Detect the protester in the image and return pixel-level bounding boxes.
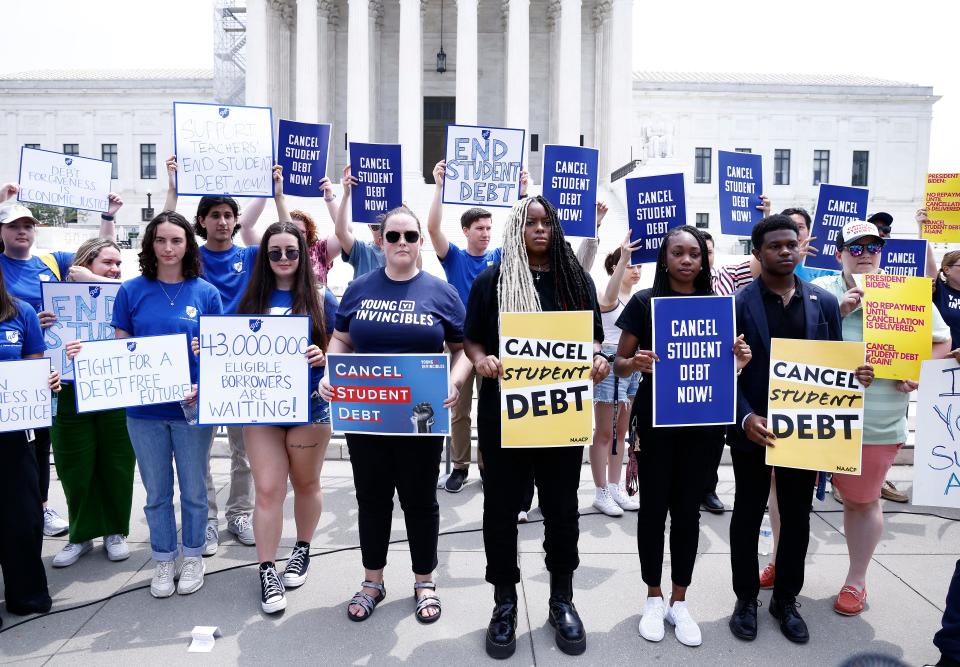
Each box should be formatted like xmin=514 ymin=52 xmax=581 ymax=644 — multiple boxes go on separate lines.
xmin=50 ymin=239 xmax=135 ymax=568
xmin=335 ymin=165 xmax=386 ymax=280
xmin=319 ymin=205 xmax=464 ymax=624
xmin=463 ymin=195 xmax=608 ymax=658
xmin=781 ymin=207 xmax=835 ymax=283
xmin=616 ymin=226 xmax=752 ymax=647
xmin=934 ymin=559 xmax=960 ymax=667
xmin=934 ymin=249 xmax=960 ymax=352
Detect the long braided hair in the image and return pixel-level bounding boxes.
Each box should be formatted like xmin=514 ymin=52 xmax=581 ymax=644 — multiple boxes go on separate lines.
xmin=650 ymin=225 xmax=713 ymax=298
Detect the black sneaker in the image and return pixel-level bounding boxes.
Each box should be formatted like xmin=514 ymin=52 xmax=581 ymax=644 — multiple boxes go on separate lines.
xmin=445 ymin=468 xmax=468 ymax=493
xmin=259 ymin=563 xmax=286 ymax=614
xmin=282 ymin=542 xmax=311 ymax=588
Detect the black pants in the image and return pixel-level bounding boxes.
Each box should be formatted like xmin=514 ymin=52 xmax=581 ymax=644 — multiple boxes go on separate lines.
xmin=34 ymin=427 xmax=51 ymax=504
xmin=638 ymin=429 xmax=716 ymax=588
xmin=0 ymin=431 xmax=51 ymax=614
xmin=729 ymin=445 xmax=815 ymax=601
xmin=346 ymin=433 xmax=443 ymax=575
xmin=935 ymin=559 xmax=960 ymax=662
xmin=703 ymin=433 xmax=726 ymax=495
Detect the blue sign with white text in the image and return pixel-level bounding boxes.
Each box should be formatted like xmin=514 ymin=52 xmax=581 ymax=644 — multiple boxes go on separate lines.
xmin=718 ymin=150 xmax=763 ymax=236
xmin=625 ymin=173 xmax=686 ymax=264
xmin=541 ymin=145 xmax=599 ymax=238
xmin=349 ymin=143 xmax=403 ymax=224
xmin=277 ymin=119 xmax=331 ymax=197
xmin=805 ymin=184 xmax=869 ymax=271
xmin=880 ymin=238 xmax=927 ymax=277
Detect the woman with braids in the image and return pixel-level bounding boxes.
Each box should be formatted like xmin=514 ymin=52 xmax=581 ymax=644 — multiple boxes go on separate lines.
xmin=463 ymin=195 xmax=609 ymax=659
xmin=615 ymin=226 xmax=751 ymax=648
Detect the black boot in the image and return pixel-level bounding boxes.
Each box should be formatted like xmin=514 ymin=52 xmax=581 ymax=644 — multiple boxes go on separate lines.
xmin=548 ymin=573 xmax=586 ymax=656
xmin=486 ymin=584 xmax=518 ymax=659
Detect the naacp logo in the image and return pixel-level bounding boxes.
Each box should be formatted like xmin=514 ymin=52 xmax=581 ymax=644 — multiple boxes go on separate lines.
xmin=5 ymin=331 xmax=19 ymax=343
xmin=219 ymin=108 xmax=230 ymax=118
xmin=126 ymin=342 xmax=137 ymax=352
xmin=481 ymin=129 xmax=491 ymax=140
xmin=185 ymin=306 xmax=198 ymax=318
xmin=64 ymin=157 xmax=73 ymax=166
xmin=249 ymin=319 xmax=263 ymax=333
xmin=233 ymin=261 xmax=244 ymax=273
xmin=88 ymin=286 xmax=101 ymax=298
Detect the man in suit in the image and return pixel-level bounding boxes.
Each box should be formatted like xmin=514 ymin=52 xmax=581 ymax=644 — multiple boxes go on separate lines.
xmin=727 ymin=215 xmax=874 ymax=644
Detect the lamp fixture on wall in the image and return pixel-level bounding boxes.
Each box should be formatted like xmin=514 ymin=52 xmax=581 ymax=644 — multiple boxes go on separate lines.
xmin=436 ymin=0 xmax=447 ymax=73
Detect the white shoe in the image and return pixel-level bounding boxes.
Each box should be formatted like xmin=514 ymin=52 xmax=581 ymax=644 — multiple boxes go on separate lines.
xmin=203 ymin=520 xmax=219 ymax=557
xmin=104 ymin=534 xmax=130 ymax=561
xmin=608 ymin=483 xmax=640 ymax=511
xmin=177 ymin=556 xmax=205 ymax=595
xmin=52 ymin=541 xmax=93 ymax=568
xmin=227 ymin=515 xmax=255 ymax=546
xmin=517 ymin=511 xmax=528 ymax=524
xmin=665 ymin=600 xmax=702 ymax=647
xmin=42 ymin=507 xmax=69 ymax=536
xmin=151 ymin=560 xmax=176 ymax=598
xmin=592 ymin=487 xmax=624 ymax=517
xmin=639 ymin=596 xmax=666 ymax=642
xmin=260 ymin=564 xmax=287 ymax=614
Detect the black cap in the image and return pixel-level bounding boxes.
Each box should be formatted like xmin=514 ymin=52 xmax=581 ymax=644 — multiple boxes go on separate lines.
xmin=867 ymin=212 xmax=893 ymax=226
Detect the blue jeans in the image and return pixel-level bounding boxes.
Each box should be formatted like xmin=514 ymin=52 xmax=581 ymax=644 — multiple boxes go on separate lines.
xmin=126 ymin=417 xmax=216 ymax=561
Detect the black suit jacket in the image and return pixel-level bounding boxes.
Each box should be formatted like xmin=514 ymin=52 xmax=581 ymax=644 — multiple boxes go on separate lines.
xmin=727 ymin=277 xmax=843 ymax=453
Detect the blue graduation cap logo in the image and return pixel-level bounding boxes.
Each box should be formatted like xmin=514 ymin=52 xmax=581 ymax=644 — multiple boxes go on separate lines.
xmin=249 ymin=319 xmax=263 ymax=333
xmin=65 ymin=157 xmax=73 ymax=166
xmin=481 ymin=129 xmax=491 ymax=140
xmin=126 ymin=342 xmax=137 ymax=352
xmin=88 ymin=286 xmax=101 ymax=298
xmin=219 ymin=107 xmax=230 ymax=118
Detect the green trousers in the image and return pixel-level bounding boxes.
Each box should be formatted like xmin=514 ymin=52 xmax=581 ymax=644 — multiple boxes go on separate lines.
xmin=51 ymin=383 xmax=136 ymax=544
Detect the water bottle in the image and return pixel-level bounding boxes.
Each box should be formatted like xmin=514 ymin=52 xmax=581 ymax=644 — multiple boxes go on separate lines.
xmin=758 ymin=513 xmax=773 ymax=556
xmin=51 ymin=393 xmax=58 ymax=418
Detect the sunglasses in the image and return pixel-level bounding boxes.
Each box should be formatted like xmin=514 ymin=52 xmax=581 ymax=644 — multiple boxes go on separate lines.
xmin=844 ymin=242 xmax=883 ymax=257
xmin=267 ymin=248 xmax=300 ymax=262
xmin=385 ymin=230 xmax=420 ymax=244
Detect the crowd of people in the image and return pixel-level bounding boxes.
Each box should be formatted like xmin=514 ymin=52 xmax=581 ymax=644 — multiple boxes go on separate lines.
xmin=0 ymin=164 xmax=957 ymax=666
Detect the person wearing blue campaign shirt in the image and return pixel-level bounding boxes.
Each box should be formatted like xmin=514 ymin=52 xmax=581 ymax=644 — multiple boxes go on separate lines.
xmin=335 ymin=164 xmax=387 ymax=280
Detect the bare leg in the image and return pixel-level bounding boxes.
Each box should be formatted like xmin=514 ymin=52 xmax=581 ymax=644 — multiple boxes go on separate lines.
xmin=244 ymin=426 xmax=289 ymax=564
xmin=842 ymin=498 xmax=884 ymax=590
xmin=590 ymin=402 xmax=615 ymax=488
xmin=285 ymin=423 xmax=331 ymax=542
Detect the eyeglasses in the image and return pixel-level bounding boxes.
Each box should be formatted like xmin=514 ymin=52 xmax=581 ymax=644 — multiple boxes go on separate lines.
xmin=844 ymin=243 xmax=884 ymax=257
xmin=267 ymin=249 xmax=300 ymax=262
xmin=385 ymin=230 xmax=420 ymax=244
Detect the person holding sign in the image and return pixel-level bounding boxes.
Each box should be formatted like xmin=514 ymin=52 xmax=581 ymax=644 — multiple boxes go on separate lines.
xmin=318 ymin=206 xmax=464 ymax=624
xmin=463 ymin=195 xmax=608 ymax=658
xmin=812 ymin=221 xmax=950 ymax=616
xmin=335 ymin=165 xmax=386 ymax=280
xmin=50 ymin=239 xmax=136 ymax=569
xmin=935 ymin=250 xmax=960 ymax=352
xmin=614 ymin=226 xmax=751 ymax=647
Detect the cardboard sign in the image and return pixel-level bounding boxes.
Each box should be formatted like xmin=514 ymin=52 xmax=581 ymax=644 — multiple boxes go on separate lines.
xmin=624 ymin=173 xmax=686 ymax=265
xmin=500 ymin=311 xmax=593 ymax=447
xmin=0 ymin=358 xmax=53 ymax=433
xmin=198 ymin=315 xmax=310 ymax=425
xmin=805 ymin=184 xmax=869 ymax=271
xmin=73 ymin=334 xmax=192 ymax=413
xmin=277 ymin=119 xmax=331 ymax=197
xmin=718 ymin=150 xmax=763 ymax=236
xmin=173 ymin=102 xmax=274 ymax=197
xmin=651 ymin=295 xmax=736 ymax=427
xmin=541 ymin=145 xmax=599 ymax=238
xmin=913 ymin=359 xmax=960 ymax=508
xmin=18 ymin=147 xmax=112 ymax=213
xmin=880 ymin=239 xmax=928 ymax=278
xmin=349 ymin=142 xmax=403 ymax=224
xmin=442 ymin=124 xmax=525 ymax=208
xmin=328 ymin=353 xmax=451 ymax=436
xmin=863 ymin=273 xmax=933 ymax=380
xmin=923 ymin=173 xmax=960 ymax=242
xmin=766 ymin=338 xmax=865 ymax=474
xmin=41 ymin=282 xmax=120 ymax=381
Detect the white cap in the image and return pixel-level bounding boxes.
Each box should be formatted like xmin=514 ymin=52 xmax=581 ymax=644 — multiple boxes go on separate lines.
xmin=0 ymin=202 xmax=38 ymax=226
xmin=840 ymin=221 xmax=882 ymax=246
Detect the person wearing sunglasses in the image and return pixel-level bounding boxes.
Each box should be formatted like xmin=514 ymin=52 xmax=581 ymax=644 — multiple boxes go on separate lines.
xmin=334 ymin=165 xmax=386 ymax=280
xmin=812 ymin=220 xmax=951 ymax=617
xmin=319 ymin=206 xmax=464 ymax=624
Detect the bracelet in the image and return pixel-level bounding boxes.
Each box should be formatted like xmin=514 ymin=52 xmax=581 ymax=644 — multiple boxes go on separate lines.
xmin=100 ymin=213 xmax=115 ymax=221
xmin=594 ymin=351 xmax=613 ymax=362
xmin=325 ymin=194 xmax=337 ymax=202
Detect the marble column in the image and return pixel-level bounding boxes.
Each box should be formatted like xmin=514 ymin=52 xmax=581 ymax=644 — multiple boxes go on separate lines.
xmin=556 ymin=0 xmax=581 ymax=145
xmin=317 ymin=0 xmax=332 ymax=124
xmin=296 ymin=0 xmax=319 ymax=121
xmin=455 ymin=0 xmax=478 ymax=125
xmin=398 ymin=0 xmax=423 ymax=180
xmin=604 ymin=0 xmax=633 ymax=175
xmin=347 ymin=0 xmax=371 ymax=142
xmin=246 ymin=0 xmax=270 ymax=106
xmin=505 ymin=0 xmax=530 ymax=149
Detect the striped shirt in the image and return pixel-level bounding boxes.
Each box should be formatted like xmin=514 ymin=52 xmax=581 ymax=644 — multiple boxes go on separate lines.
xmin=712 ymin=260 xmax=754 ymax=296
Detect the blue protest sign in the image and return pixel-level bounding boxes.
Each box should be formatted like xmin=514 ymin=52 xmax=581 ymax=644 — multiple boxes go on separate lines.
xmin=880 ymin=238 xmax=927 ymax=277
xmin=805 ymin=184 xmax=869 ymax=271
xmin=442 ymin=124 xmax=525 ymax=208
xmin=277 ymin=119 xmax=331 ymax=197
xmin=349 ymin=142 xmax=403 ymax=224
xmin=541 ymin=145 xmax=599 ymax=238
xmin=624 ymin=173 xmax=686 ymax=264
xmin=718 ymin=150 xmax=763 ymax=236
xmin=328 ymin=353 xmax=450 ymax=436
xmin=41 ymin=282 xmax=120 ymax=381
xmin=651 ymin=295 xmax=736 ymax=427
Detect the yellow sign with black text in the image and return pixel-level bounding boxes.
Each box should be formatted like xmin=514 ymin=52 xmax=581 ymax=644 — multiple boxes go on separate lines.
xmin=923 ymin=173 xmax=960 ymax=242
xmin=863 ymin=273 xmax=933 ymax=380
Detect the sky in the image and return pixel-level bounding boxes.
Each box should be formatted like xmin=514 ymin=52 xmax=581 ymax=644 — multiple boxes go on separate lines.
xmin=0 ymin=0 xmax=956 ymax=170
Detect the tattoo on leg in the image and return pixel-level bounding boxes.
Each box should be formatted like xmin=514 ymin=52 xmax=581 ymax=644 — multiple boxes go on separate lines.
xmin=288 ymin=442 xmax=320 ymax=449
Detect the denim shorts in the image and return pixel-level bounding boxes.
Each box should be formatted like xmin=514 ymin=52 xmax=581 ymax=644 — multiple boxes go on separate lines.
xmin=310 ymin=391 xmax=331 ymax=425
xmin=595 ymin=346 xmax=640 ymax=404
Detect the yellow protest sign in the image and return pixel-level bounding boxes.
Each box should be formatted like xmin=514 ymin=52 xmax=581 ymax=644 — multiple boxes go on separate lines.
xmin=500 ymin=311 xmax=593 ymax=448
xmin=863 ymin=273 xmax=933 ymax=380
xmin=923 ymin=173 xmax=960 ymax=242
xmin=766 ymin=338 xmax=864 ymax=474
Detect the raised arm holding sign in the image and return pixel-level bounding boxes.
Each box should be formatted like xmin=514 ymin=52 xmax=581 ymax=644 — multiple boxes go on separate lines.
xmin=541 ymin=145 xmax=599 ymax=238
xmin=348 ymin=143 xmax=403 ymax=223
xmin=18 ymin=147 xmax=113 ymax=213
xmin=442 ymin=124 xmax=525 ymax=208
xmin=277 ymin=119 xmax=331 ymax=197
xmin=624 ymin=173 xmax=686 ymax=265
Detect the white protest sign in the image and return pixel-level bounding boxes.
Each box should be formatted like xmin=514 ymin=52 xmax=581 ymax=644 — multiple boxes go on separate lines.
xmin=42 ymin=283 xmax=120 ymax=381
xmin=198 ymin=315 xmax=310 ymax=425
xmin=914 ymin=359 xmax=960 ymax=508
xmin=18 ymin=147 xmax=112 ymax=213
xmin=173 ymin=102 xmax=274 ymax=197
xmin=0 ymin=358 xmax=53 ymax=433
xmin=73 ymin=334 xmax=192 ymax=413
xmin=442 ymin=124 xmax=525 ymax=208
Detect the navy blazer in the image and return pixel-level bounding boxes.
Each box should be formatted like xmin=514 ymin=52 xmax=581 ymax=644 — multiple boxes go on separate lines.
xmin=727 ymin=277 xmax=843 ymax=453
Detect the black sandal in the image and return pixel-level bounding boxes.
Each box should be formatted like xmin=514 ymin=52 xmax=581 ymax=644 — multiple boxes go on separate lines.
xmin=414 ymin=581 xmax=442 ymax=624
xmin=347 ymin=580 xmax=386 ymax=622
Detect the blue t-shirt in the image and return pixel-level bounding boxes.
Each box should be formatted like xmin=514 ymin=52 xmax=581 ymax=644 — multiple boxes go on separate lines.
xmin=0 ymin=299 xmax=45 ymax=360
xmin=112 ymin=276 xmax=223 ymax=420
xmin=795 ymin=263 xmax=835 ymax=282
xmin=199 ymin=244 xmax=258 ymax=314
xmin=268 ymin=287 xmax=338 ymax=388
xmin=934 ymin=279 xmax=960 ymax=350
xmin=0 ymin=251 xmax=74 ymax=311
xmin=341 ymin=241 xmax=385 ymax=281
xmin=336 ymin=269 xmax=464 ymax=353
xmin=440 ymin=243 xmax=502 ymax=305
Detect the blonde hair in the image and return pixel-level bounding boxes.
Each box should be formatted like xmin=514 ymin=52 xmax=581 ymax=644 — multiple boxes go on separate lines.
xmin=497 ymin=197 xmax=542 ymax=317
xmin=72 ymin=238 xmax=120 ymax=276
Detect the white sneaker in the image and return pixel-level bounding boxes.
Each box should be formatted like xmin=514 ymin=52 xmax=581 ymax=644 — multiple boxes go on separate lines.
xmin=104 ymin=534 xmax=130 ymax=561
xmin=52 ymin=541 xmax=93 ymax=567
xmin=638 ymin=596 xmax=666 ymax=642
xmin=227 ymin=515 xmax=255 ymax=546
xmin=517 ymin=511 xmax=528 ymax=524
xmin=608 ymin=483 xmax=640 ymax=511
xmin=42 ymin=507 xmax=69 ymax=536
xmin=177 ymin=556 xmax=205 ymax=595
xmin=203 ymin=520 xmax=219 ymax=557
xmin=666 ymin=600 xmax=702 ymax=647
xmin=592 ymin=487 xmax=624 ymax=517
xmin=151 ymin=560 xmax=176 ymax=598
